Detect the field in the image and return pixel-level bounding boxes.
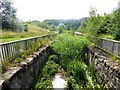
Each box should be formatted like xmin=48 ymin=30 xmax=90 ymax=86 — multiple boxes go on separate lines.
xmin=0 ymin=24 xmax=49 ymax=43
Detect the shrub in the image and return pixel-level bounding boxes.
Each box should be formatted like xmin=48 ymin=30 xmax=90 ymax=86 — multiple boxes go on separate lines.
xmin=51 ymin=33 xmax=89 ymax=67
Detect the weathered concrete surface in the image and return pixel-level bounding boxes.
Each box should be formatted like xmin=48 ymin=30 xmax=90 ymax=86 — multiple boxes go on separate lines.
xmin=0 ymin=45 xmax=51 ymax=90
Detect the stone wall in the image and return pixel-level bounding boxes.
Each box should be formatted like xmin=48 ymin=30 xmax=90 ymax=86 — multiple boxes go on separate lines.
xmin=88 ymin=48 xmax=120 ymax=89
xmin=0 ymin=45 xmax=51 ymax=90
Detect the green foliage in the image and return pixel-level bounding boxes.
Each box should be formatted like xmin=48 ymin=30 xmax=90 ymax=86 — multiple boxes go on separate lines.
xmin=1 ymin=0 xmax=24 ymax=31
xmin=2 ymin=36 xmax=53 ymax=72
xmin=35 ymin=78 xmax=52 ymax=89
xmin=56 ymin=23 xmax=67 ymax=33
xmin=41 ymin=60 xmax=59 ymax=78
xmin=32 ymin=33 xmax=102 ymax=89
xmin=99 ymin=34 xmax=115 ymax=40
xmin=24 ymin=24 xmax=28 ymax=32
xmin=80 ymin=7 xmax=103 ymax=36
xmin=67 ymin=60 xmax=87 ymax=86
xmin=50 ymin=33 xmax=102 ymax=89
xmin=78 ymin=7 xmax=120 ymax=40
xmin=44 ymin=18 xmax=87 ymax=30
xmin=113 ymin=8 xmax=120 ymax=40
xmin=34 ymin=60 xmax=59 ymax=89
xmin=51 ymin=33 xmax=89 ymax=66
xmin=66 ymin=60 xmax=102 ymax=89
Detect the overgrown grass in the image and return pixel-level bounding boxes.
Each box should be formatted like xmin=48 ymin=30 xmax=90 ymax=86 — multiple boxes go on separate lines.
xmin=99 ymin=34 xmax=115 ymax=40
xmin=51 ymin=33 xmax=90 ymax=66
xmin=1 ymin=35 xmax=55 ymax=73
xmin=50 ymin=33 xmax=102 ymax=89
xmin=33 ymin=33 xmax=103 ymax=89
xmin=33 ymin=57 xmax=59 ymax=89
xmin=0 ymin=24 xmax=49 ymax=43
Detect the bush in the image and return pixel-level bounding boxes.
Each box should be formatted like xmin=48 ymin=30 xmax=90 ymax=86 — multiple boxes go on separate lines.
xmin=24 ymin=24 xmax=28 ymax=32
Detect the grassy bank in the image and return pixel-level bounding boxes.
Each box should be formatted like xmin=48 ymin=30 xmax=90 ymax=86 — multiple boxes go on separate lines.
xmin=0 ymin=24 xmax=49 ymax=43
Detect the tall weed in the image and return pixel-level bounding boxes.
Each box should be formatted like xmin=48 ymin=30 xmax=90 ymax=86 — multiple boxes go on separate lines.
xmin=50 ymin=33 xmax=102 ymax=89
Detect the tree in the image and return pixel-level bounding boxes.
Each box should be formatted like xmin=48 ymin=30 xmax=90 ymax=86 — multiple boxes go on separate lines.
xmin=0 ymin=0 xmax=23 ymax=31
xmin=57 ymin=23 xmax=67 ymax=33
xmin=24 ymin=24 xmax=28 ymax=32
xmin=112 ymin=8 xmax=120 ymax=40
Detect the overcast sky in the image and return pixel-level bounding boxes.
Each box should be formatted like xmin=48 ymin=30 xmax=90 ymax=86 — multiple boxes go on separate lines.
xmin=12 ymin=0 xmax=120 ymax=21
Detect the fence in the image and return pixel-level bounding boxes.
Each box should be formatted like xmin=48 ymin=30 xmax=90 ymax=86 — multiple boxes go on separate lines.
xmin=74 ymin=32 xmax=120 ymax=57
xmin=0 ymin=33 xmax=56 ymax=62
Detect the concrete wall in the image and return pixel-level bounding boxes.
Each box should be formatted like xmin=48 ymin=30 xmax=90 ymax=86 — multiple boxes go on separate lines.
xmin=98 ymin=38 xmax=120 ymax=57
xmin=88 ymin=48 xmax=120 ymax=89
xmin=74 ymin=31 xmax=120 ymax=57
xmin=0 ymin=45 xmax=51 ymax=90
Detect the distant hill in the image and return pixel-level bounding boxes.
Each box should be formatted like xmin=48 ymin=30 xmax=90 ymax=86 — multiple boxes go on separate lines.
xmin=44 ymin=17 xmax=87 ymax=30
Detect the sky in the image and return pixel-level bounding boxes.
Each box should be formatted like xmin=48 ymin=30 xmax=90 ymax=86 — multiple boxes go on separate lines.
xmin=12 ymin=0 xmax=120 ymax=21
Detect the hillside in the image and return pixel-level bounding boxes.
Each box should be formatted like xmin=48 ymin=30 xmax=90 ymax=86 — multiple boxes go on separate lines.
xmin=0 ymin=24 xmax=49 ymax=43
xmin=44 ymin=17 xmax=87 ymax=30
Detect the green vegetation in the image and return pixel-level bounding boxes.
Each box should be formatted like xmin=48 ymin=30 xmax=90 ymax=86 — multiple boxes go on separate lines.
xmin=28 ymin=18 xmax=87 ymax=33
xmin=1 ymin=35 xmax=55 ymax=73
xmin=0 ymin=24 xmax=49 ymax=43
xmin=51 ymin=33 xmax=89 ymax=66
xmin=44 ymin=18 xmax=87 ymax=30
xmin=1 ymin=0 xmax=118 ymax=89
xmin=34 ymin=59 xmax=59 ymax=89
xmin=78 ymin=7 xmax=120 ymax=40
xmin=51 ymin=34 xmax=102 ymax=89
xmin=1 ymin=0 xmax=25 ymax=31
xmin=33 ymin=33 xmax=102 ymax=89
xmin=0 ymin=0 xmax=49 ymax=43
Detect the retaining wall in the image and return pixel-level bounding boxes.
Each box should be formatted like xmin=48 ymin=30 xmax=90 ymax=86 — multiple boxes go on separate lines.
xmin=0 ymin=45 xmax=51 ymax=89
xmin=88 ymin=48 xmax=120 ymax=89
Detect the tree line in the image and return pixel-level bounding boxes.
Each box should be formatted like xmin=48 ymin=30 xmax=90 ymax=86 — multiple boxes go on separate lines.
xmin=27 ymin=18 xmax=87 ymax=33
